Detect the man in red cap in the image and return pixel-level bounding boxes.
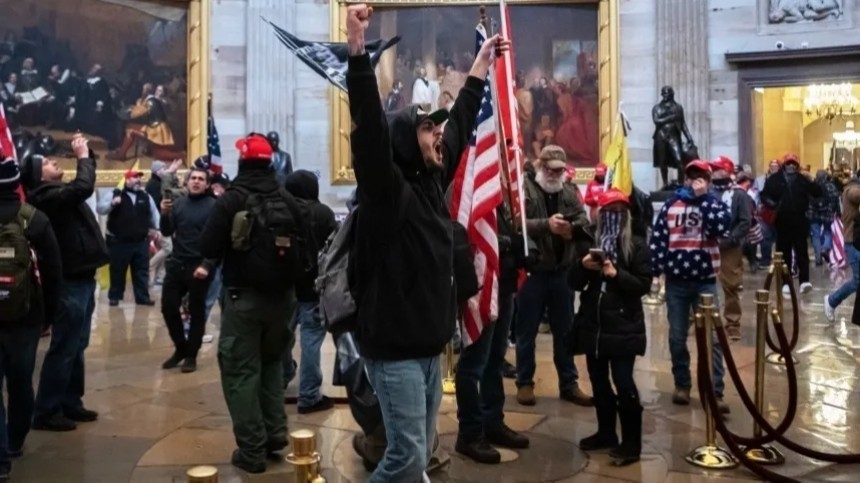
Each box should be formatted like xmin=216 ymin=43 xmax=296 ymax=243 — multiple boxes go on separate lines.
xmin=710 ymin=156 xmax=753 ymax=341
xmin=200 ymin=132 xmax=310 ymax=473
xmin=651 ymin=160 xmax=731 ymax=411
xmin=584 ymin=162 xmax=607 ymax=220
xmin=97 ymin=167 xmax=159 ymax=306
xmin=760 ymin=153 xmax=822 ymax=294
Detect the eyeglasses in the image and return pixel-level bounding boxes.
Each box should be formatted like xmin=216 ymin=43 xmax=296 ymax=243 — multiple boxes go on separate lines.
xmin=543 ymin=166 xmax=566 ymax=175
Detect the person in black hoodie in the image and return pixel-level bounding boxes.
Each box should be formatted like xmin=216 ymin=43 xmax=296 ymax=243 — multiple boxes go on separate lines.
xmin=0 ymin=158 xmax=61 ymax=477
xmin=568 ymin=188 xmax=651 ymax=467
xmin=22 ymin=134 xmax=109 ymax=432
xmin=760 ymin=153 xmax=822 ymax=294
xmin=345 ymin=4 xmax=504 ymax=481
xmin=199 ymin=134 xmax=299 ymax=474
xmin=282 ymin=170 xmax=337 ymax=414
xmin=158 ymin=167 xmax=216 ymax=374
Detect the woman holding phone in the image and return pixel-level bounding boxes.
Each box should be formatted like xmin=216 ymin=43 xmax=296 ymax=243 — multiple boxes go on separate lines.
xmin=567 ymin=188 xmax=651 ymax=466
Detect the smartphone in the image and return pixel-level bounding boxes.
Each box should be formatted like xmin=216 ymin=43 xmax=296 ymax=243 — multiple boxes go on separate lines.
xmin=562 ymin=213 xmax=578 ymax=223
xmin=589 ymin=248 xmax=605 ymax=263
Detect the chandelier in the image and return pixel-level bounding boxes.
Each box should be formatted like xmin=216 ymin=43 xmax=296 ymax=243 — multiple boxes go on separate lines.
xmin=804 ymin=83 xmax=858 ymax=123
xmin=834 ymin=121 xmax=860 ymax=150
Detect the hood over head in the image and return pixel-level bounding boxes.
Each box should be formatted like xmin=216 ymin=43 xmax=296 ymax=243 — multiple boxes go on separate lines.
xmin=387 ymin=104 xmax=440 ymax=179
xmin=284 ymin=169 xmax=319 ymax=201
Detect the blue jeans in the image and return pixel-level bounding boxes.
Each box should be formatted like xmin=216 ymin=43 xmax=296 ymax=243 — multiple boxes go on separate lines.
xmin=365 ymin=356 xmax=441 ymax=483
xmin=515 ymin=270 xmax=579 ymax=391
xmin=205 ymin=265 xmax=223 ymax=323
xmin=760 ymin=222 xmax=776 ymax=265
xmin=0 ymin=322 xmax=41 ymax=476
xmin=284 ymin=302 xmax=327 ymax=408
xmin=829 ymin=245 xmax=860 ymax=309
xmin=665 ymin=280 xmax=725 ymax=397
xmin=455 ymin=292 xmax=514 ymax=439
xmin=107 ymin=239 xmax=150 ymax=303
xmin=35 ymin=278 xmax=96 ymax=419
xmin=810 ymin=223 xmax=833 ymax=262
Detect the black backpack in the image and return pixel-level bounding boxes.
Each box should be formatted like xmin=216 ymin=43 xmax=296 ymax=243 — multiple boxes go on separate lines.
xmin=0 ymin=204 xmax=37 ymax=322
xmin=230 ymin=186 xmax=313 ymax=291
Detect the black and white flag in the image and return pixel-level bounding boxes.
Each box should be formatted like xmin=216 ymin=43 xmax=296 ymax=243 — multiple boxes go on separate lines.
xmin=265 ymin=18 xmax=400 ymax=92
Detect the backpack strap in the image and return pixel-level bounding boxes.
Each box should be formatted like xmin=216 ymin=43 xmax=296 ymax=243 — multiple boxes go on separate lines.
xmin=17 ymin=203 xmax=36 ymax=232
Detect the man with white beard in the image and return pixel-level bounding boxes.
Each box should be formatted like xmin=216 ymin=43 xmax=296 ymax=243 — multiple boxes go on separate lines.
xmin=515 ymin=145 xmax=592 ymax=407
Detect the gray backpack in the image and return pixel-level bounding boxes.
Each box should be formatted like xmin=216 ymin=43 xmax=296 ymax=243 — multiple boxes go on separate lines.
xmin=315 ymin=211 xmax=358 ymax=335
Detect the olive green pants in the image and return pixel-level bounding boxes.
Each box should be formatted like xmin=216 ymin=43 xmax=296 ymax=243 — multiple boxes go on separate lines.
xmin=218 ymin=288 xmax=295 ymax=462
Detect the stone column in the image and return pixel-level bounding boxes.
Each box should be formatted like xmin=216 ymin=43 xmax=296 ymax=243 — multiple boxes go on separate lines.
xmin=655 ymin=0 xmax=709 ymax=160
xmin=246 ymin=0 xmax=296 ymax=155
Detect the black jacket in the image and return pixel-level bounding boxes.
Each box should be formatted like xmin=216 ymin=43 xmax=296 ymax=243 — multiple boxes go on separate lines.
xmin=26 ymin=157 xmax=109 ymax=279
xmin=760 ymin=169 xmax=822 ymax=229
xmin=160 ymin=192 xmax=216 ymax=269
xmin=200 ymin=164 xmax=291 ymax=294
xmin=713 ymin=187 xmax=753 ymax=248
xmin=0 ymin=192 xmax=62 ymax=328
xmin=568 ymin=233 xmax=651 ymax=358
xmin=284 ymin=170 xmax=337 ymax=303
xmin=145 ymin=174 xmax=163 ymax=207
xmin=346 ymin=53 xmax=483 ymax=360
xmin=854 ymin=214 xmax=860 ymax=251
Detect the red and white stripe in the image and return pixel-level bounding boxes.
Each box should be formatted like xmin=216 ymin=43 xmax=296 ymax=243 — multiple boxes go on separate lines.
xmin=0 ymin=104 xmax=24 ymax=201
xmin=831 ymin=215 xmax=847 ymax=270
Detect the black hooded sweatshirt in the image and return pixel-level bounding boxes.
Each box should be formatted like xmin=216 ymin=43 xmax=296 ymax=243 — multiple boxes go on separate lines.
xmin=346 ymin=53 xmax=483 ymax=361
xmin=200 ymin=163 xmax=293 ymax=294
xmin=284 ymin=170 xmax=337 ymax=303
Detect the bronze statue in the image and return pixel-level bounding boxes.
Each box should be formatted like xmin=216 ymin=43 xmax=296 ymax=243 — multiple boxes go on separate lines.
xmin=652 ymin=86 xmax=698 ymax=187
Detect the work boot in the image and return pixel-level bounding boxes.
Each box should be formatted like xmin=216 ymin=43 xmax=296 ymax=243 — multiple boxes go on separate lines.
xmin=455 ymin=435 xmax=501 ymax=464
xmin=485 ymin=423 xmax=530 ymax=449
xmin=231 ymin=449 xmax=265 ymax=474
xmin=560 ymin=386 xmax=594 ymax=407
xmin=353 ymin=426 xmax=386 ymax=472
xmin=726 ymin=326 xmax=741 ymax=341
xmin=298 ymin=395 xmax=334 ymax=414
xmin=64 ymin=407 xmax=99 ymax=422
xmin=610 ymin=395 xmax=642 ymax=466
xmin=579 ymin=395 xmax=618 ymax=451
xmin=672 ymin=387 xmax=690 ymax=405
xmin=517 ymin=385 xmax=536 ymax=406
xmin=32 ymin=413 xmax=77 ymax=432
xmin=502 ymin=359 xmax=517 ymax=379
xmin=180 ymin=356 xmax=197 ymax=373
xmin=162 ymin=350 xmax=185 ymax=370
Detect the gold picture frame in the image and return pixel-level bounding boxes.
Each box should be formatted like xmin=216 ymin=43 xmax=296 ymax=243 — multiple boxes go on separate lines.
xmin=329 ymin=0 xmax=620 ymax=184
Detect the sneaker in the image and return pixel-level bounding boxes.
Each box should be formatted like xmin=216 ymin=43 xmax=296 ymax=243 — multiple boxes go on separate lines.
xmin=824 ymin=295 xmax=836 ymax=322
xmin=202 ymin=334 xmax=214 ymax=344
xmin=231 ymin=449 xmax=265 ymax=474
xmin=716 ymin=397 xmax=731 ymax=414
xmin=298 ymin=395 xmax=334 ymax=414
xmin=32 ymin=413 xmax=77 ymax=431
xmin=502 ymin=360 xmax=517 ymax=379
xmin=726 ymin=326 xmax=741 ymax=341
xmin=516 ymin=386 xmax=536 ymax=406
xmin=800 ymin=282 xmax=813 ymax=294
xmin=672 ymin=387 xmax=690 ymax=405
xmin=161 ymin=351 xmax=185 ymax=370
xmin=64 ymin=407 xmax=99 ymax=422
xmin=180 ymin=357 xmax=197 ymax=373
xmin=266 ymin=439 xmax=288 ymax=456
xmin=455 ymin=436 xmax=501 ymax=464
xmin=136 ymin=299 xmax=156 ymax=306
xmin=109 ymin=299 xmax=119 ymax=307
xmin=560 ymin=386 xmax=594 ymax=407
xmin=485 ymin=423 xmax=530 ymax=449
xmin=782 ymin=284 xmax=791 ymax=296
xmin=538 ymin=322 xmax=551 ymax=334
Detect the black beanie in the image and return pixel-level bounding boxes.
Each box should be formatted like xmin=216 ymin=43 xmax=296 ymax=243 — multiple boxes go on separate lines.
xmin=21 ymin=154 xmax=44 ymax=189
xmin=0 ymin=158 xmax=21 ymax=192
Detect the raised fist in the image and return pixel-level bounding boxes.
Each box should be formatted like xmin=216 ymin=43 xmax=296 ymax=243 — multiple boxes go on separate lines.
xmin=346 ymin=4 xmax=373 ymax=55
xmin=71 ymin=133 xmax=89 ymax=159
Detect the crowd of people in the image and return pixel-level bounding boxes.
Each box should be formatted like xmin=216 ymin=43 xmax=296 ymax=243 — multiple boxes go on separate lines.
xmin=1 ymin=4 xmax=860 ymax=482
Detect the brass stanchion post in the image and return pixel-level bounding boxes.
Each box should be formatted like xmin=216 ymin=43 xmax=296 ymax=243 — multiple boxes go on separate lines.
xmin=685 ymin=294 xmax=738 ymax=469
xmin=738 ymin=290 xmax=786 ymax=465
xmin=766 ymin=252 xmax=798 ymax=365
xmin=186 ymin=466 xmax=218 ymax=483
xmin=285 ymin=429 xmax=326 ymax=483
xmin=442 ymin=341 xmax=456 ymax=395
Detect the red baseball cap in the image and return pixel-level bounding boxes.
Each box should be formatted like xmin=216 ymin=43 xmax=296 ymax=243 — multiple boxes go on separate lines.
xmin=124 ymin=169 xmax=144 ymax=180
xmin=598 ymin=188 xmax=630 ymax=208
xmin=595 ymin=162 xmax=607 ymax=177
xmin=685 ymin=160 xmax=712 ymax=176
xmin=235 ymin=134 xmax=273 ymax=161
xmin=710 ymin=156 xmax=735 ymax=174
xmin=782 ymin=153 xmax=799 ymax=165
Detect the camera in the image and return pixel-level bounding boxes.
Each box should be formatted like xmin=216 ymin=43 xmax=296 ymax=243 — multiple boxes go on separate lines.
xmin=775 ymin=40 xmax=785 ymax=50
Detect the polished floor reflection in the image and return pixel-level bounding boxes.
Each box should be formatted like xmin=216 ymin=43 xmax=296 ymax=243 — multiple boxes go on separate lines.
xmin=11 ymin=267 xmax=860 ymax=482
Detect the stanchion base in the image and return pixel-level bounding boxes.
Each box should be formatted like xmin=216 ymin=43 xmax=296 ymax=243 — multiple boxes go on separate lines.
xmin=765 ymin=352 xmax=799 ymax=365
xmin=442 ymin=378 xmax=456 ymax=395
xmin=740 ymin=444 xmax=785 ymax=465
xmin=685 ymin=445 xmax=738 ymax=469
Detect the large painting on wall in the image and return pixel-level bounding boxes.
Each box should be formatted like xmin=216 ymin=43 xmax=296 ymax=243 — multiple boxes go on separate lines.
xmin=0 ymin=0 xmax=209 ymax=185
xmin=329 ymin=0 xmax=620 ymax=184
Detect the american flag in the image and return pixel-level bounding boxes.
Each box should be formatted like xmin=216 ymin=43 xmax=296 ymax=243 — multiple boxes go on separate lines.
xmin=207 ymin=111 xmax=223 ymax=174
xmin=0 ymin=104 xmax=24 ymax=201
xmin=449 ymin=23 xmax=503 ymax=348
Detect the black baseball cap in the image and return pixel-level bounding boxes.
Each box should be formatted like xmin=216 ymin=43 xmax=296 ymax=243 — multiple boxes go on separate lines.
xmin=416 ymin=106 xmax=449 ymax=126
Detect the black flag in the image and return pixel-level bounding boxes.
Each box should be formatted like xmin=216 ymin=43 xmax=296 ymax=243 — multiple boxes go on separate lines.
xmin=265 ymin=18 xmax=400 ymax=92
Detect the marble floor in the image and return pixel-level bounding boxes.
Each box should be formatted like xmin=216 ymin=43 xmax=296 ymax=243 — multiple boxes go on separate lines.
xmin=10 ymin=266 xmax=860 ymax=482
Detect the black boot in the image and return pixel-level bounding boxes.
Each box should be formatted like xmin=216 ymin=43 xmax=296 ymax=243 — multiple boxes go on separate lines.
xmin=161 ymin=350 xmax=185 ymax=369
xmin=455 ymin=435 xmax=501 ymax=464
xmin=579 ymin=395 xmax=618 ymax=451
xmin=610 ymin=395 xmax=642 ymax=466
